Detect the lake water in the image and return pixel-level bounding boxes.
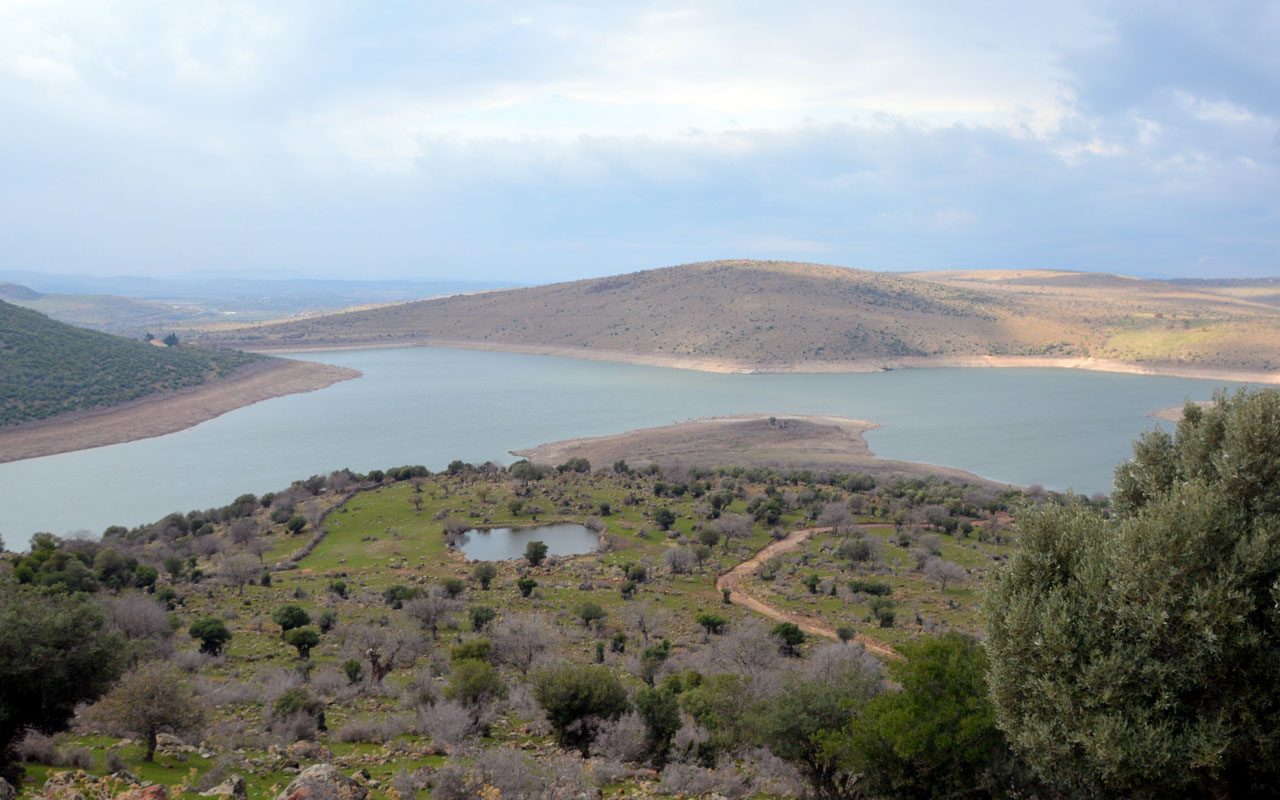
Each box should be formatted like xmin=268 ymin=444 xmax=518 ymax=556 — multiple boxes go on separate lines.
xmin=0 ymin=346 xmax=1246 ymax=547
xmin=454 ymin=524 xmax=601 ymax=561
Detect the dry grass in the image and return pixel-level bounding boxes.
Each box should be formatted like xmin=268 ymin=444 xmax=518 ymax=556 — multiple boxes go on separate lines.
xmin=197 ymin=260 xmax=1280 ymax=373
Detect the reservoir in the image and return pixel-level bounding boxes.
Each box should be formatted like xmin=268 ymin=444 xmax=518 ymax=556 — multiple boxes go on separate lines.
xmin=0 ymin=346 xmax=1245 ymax=546
xmin=454 ymin=524 xmax=601 ymax=561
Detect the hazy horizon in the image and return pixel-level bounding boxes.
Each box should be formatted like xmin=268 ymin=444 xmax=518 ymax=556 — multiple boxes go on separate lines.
xmin=2 ymin=2 xmax=1276 ymax=283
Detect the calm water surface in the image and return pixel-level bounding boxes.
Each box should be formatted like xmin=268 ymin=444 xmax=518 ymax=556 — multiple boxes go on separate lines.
xmin=454 ymin=524 xmax=601 ymax=561
xmin=1 ymin=346 xmax=1245 ymax=546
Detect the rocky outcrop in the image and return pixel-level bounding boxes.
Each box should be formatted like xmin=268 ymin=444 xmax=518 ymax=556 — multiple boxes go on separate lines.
xmin=199 ymin=775 xmax=248 ymax=800
xmin=112 ymin=786 xmax=167 ymax=800
xmin=286 ymin=741 xmax=333 ymax=764
xmin=41 ymin=772 xmax=86 ymax=800
xmin=274 ymin=764 xmax=367 ymax=800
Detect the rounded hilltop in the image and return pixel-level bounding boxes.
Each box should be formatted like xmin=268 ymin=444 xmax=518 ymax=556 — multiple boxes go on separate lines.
xmin=198 ymin=259 xmax=1280 ymax=382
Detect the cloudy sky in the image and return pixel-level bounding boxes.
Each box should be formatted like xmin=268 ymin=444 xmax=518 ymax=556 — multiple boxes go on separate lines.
xmin=2 ymin=1 xmax=1277 ymax=282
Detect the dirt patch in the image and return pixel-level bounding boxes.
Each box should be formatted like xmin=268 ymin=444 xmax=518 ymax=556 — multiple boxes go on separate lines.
xmin=0 ymin=357 xmax=360 ymax=463
xmin=513 ymin=413 xmax=1012 ymax=487
xmin=716 ymin=525 xmax=898 ymax=659
xmin=1149 ymin=400 xmax=1214 ymax=422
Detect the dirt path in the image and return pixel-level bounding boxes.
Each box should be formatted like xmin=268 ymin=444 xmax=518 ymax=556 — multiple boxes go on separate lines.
xmin=716 ymin=526 xmax=899 ymax=659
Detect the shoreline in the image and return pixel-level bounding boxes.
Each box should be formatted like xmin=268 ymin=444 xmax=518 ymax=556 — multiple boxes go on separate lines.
xmin=239 ymin=337 xmax=1280 ymax=385
xmin=512 ymin=413 xmax=1014 ymax=490
xmin=0 ymin=357 xmax=361 ymax=464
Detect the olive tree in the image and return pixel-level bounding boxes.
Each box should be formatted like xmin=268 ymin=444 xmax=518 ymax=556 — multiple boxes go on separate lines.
xmin=272 ymin=604 xmax=310 ymax=638
xmin=824 ymin=633 xmax=1015 ymax=799
xmin=533 ymin=664 xmax=629 ymax=755
xmin=83 ymin=661 xmax=204 ymax=761
xmin=756 ymin=651 xmax=882 ymax=800
xmin=189 ymin=617 xmax=232 ymax=655
xmin=0 ymin=585 xmax=124 ymax=782
xmin=403 ymin=587 xmax=460 ymax=641
xmin=985 ymin=389 xmax=1280 ymax=798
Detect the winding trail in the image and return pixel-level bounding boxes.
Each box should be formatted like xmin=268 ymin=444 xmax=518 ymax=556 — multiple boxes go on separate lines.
xmin=716 ymin=526 xmax=900 ymax=659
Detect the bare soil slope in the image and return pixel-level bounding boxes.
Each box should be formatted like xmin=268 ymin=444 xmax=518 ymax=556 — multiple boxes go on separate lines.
xmin=200 ymin=260 xmax=1280 ymax=377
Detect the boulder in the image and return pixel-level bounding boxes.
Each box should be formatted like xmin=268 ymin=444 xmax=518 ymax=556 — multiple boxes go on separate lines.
xmin=285 ymin=741 xmax=333 ymax=764
xmin=274 ymin=764 xmax=367 ymax=800
xmin=199 ymin=775 xmax=248 ymax=800
xmin=0 ymin=777 xmax=15 ymax=800
xmin=112 ymin=786 xmax=167 ymax=800
xmin=42 ymin=772 xmax=86 ymax=800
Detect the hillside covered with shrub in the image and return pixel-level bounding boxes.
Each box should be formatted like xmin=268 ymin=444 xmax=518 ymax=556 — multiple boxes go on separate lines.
xmin=0 ymin=299 xmax=260 ymax=427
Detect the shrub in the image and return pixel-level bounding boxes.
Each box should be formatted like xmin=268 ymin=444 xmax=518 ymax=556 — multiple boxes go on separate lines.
xmin=271 ymin=688 xmax=325 ymax=732
xmin=849 ymin=579 xmax=892 ymax=596
xmin=869 ymin=597 xmax=895 ymax=628
xmin=469 ymin=605 xmax=497 ymax=632
xmin=188 ymin=617 xmax=232 ymax=656
xmin=440 ymin=577 xmax=466 ymax=598
xmin=272 ymin=604 xmax=310 ymax=638
xmin=444 ymin=659 xmax=508 ymax=710
xmin=575 ymin=601 xmax=606 ymax=628
xmin=383 ymin=585 xmax=418 ymax=608
xmin=284 ymin=627 xmax=320 ymax=659
xmin=694 ymin=612 xmax=727 ymax=636
xmin=451 ymin=638 xmax=493 ymax=663
xmin=533 ymin=664 xmax=630 ymax=755
xmin=771 ymin=622 xmax=805 ymax=656
xmin=472 ymin=562 xmax=498 ymax=590
xmin=524 ymin=541 xmax=548 ymax=567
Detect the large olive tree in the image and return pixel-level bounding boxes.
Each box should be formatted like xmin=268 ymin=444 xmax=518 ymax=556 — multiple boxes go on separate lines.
xmin=984 ymin=389 xmax=1280 ymax=797
xmin=0 ymin=584 xmax=124 ymax=782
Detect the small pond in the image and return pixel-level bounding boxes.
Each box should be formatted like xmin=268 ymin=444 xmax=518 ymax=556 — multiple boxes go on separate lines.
xmin=453 ymin=523 xmax=601 ymax=561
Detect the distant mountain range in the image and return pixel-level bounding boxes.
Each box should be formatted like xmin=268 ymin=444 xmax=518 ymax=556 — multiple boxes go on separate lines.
xmin=196 ymin=260 xmax=1280 ymax=374
xmin=0 ymin=273 xmax=519 ymax=337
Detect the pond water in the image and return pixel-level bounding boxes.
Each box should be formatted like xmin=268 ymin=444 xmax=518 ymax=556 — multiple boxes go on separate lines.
xmin=0 ymin=345 xmax=1249 ymax=548
xmin=453 ymin=523 xmax=601 ymax=561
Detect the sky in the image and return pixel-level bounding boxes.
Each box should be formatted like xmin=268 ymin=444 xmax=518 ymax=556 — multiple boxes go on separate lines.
xmin=1 ymin=1 xmax=1277 ymax=283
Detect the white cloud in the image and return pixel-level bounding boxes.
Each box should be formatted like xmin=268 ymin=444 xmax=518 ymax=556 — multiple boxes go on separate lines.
xmin=0 ymin=1 xmax=1275 ymax=280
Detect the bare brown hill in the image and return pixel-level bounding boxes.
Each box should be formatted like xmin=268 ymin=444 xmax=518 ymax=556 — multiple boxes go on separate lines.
xmin=198 ymin=260 xmax=1280 ymax=377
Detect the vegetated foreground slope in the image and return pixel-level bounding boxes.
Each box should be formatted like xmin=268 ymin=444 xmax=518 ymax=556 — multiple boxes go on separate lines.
xmin=202 ymin=260 xmax=1280 ymax=373
xmin=4 ymin=456 xmax=1027 ymax=798
xmin=0 ymin=299 xmax=260 ymax=427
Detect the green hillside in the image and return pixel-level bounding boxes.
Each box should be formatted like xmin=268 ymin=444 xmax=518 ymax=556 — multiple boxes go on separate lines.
xmin=0 ymin=299 xmax=260 ymax=427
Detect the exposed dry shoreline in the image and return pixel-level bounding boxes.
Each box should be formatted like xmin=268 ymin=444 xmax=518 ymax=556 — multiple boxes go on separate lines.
xmin=249 ymin=337 xmax=1280 ymax=385
xmin=0 ymin=357 xmax=361 ymax=464
xmin=514 ymin=413 xmax=1013 ymax=489
xmin=1149 ymin=400 xmax=1216 ymax=422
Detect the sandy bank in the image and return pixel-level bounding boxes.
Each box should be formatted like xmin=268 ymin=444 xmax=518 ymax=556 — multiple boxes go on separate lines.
xmin=513 ymin=413 xmax=1011 ymax=489
xmin=0 ymin=358 xmax=361 ymax=464
xmin=243 ymin=338 xmax=1280 ymax=385
xmin=1149 ymin=400 xmax=1216 ymax=422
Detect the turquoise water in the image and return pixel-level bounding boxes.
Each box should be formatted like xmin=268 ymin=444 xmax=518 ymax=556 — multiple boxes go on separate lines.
xmin=455 ymin=524 xmax=601 ymax=561
xmin=0 ymin=346 xmax=1244 ymax=547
